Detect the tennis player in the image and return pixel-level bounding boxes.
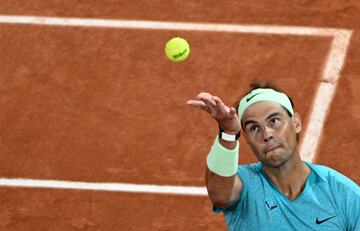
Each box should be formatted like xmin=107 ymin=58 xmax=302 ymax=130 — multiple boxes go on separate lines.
xmin=187 ymin=83 xmax=360 ymax=230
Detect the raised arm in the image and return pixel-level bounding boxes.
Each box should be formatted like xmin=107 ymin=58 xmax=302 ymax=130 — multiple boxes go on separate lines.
xmin=187 ymin=92 xmax=243 ymax=208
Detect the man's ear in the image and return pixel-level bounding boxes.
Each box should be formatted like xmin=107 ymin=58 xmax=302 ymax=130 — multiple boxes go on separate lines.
xmin=292 ymin=112 xmax=302 ymax=133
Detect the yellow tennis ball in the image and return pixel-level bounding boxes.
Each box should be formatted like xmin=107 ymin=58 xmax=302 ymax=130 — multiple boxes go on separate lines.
xmin=165 ymin=37 xmax=190 ymax=62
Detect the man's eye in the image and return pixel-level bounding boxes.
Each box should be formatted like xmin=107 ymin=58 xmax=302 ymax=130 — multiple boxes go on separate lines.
xmin=270 ymin=118 xmax=280 ymax=125
xmin=250 ymin=126 xmax=259 ymax=133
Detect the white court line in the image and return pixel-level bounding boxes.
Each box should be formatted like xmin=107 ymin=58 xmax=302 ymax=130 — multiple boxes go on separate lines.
xmin=300 ymin=31 xmax=352 ymax=161
xmin=0 ymin=178 xmax=207 ymax=196
xmin=0 ymin=15 xmax=353 ymax=195
xmin=0 ymin=15 xmax=351 ymax=36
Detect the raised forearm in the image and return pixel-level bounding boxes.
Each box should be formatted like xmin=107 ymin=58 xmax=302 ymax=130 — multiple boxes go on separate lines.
xmin=206 ymin=168 xmax=242 ymax=208
xmin=205 ymin=138 xmax=242 ymax=208
xmin=187 ymin=93 xmax=242 ymax=207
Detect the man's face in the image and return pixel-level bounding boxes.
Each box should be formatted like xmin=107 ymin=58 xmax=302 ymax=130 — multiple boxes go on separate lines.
xmin=241 ymin=102 xmax=301 ymax=168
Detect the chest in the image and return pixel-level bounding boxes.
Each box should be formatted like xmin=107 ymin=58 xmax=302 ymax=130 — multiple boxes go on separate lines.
xmin=227 ymin=180 xmax=346 ymax=230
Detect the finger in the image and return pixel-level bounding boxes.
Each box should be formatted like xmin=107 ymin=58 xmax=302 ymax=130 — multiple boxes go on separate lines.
xmin=201 ymin=97 xmax=217 ymax=107
xmin=198 ymin=97 xmax=222 ymax=117
xmin=187 ymin=100 xmax=206 ymax=108
xmin=186 ymin=100 xmax=211 ymax=113
xmin=196 ymin=92 xmax=212 ymax=100
xmin=212 ymin=95 xmax=222 ymax=103
xmin=229 ymin=107 xmax=238 ymax=119
xmin=212 ymin=96 xmax=229 ymax=114
xmin=212 ymin=96 xmax=225 ymax=107
xmin=197 ymin=93 xmax=217 ymax=107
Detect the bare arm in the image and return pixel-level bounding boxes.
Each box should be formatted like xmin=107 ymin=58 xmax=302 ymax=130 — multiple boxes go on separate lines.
xmin=206 ymin=163 xmax=243 ymax=208
xmin=187 ymin=92 xmax=243 ymax=208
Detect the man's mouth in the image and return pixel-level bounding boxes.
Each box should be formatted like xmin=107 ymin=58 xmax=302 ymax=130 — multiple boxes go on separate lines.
xmin=264 ymin=145 xmax=280 ymax=153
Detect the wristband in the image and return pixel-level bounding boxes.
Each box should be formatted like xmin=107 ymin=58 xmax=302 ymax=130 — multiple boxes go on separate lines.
xmin=219 ymin=127 xmax=240 ymax=141
xmin=206 ymin=137 xmax=239 ymax=177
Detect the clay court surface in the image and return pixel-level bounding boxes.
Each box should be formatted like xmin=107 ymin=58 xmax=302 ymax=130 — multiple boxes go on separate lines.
xmin=0 ymin=1 xmax=359 ymax=230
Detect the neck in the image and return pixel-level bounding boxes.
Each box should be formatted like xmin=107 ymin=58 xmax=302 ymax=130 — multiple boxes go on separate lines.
xmin=263 ymin=153 xmax=311 ymax=200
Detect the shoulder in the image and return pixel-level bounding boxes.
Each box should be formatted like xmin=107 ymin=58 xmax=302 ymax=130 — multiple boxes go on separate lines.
xmin=236 ymin=162 xmax=263 ymax=185
xmin=237 ymin=162 xmax=262 ymax=175
xmin=310 ymin=163 xmax=360 ymax=194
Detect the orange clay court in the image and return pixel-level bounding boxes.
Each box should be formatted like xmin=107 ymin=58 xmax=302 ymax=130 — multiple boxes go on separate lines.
xmin=0 ymin=1 xmax=359 ymax=230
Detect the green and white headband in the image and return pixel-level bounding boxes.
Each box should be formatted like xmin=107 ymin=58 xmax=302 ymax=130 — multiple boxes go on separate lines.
xmin=237 ymin=88 xmax=294 ymax=121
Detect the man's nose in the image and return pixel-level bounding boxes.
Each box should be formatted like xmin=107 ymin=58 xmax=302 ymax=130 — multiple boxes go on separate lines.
xmin=262 ymin=127 xmax=273 ymax=142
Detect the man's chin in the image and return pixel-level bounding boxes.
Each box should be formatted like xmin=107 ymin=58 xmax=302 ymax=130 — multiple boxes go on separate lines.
xmin=261 ymin=154 xmax=289 ymax=168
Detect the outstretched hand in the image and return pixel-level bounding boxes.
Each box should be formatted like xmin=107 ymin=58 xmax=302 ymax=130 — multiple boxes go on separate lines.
xmin=187 ymin=92 xmax=241 ymax=134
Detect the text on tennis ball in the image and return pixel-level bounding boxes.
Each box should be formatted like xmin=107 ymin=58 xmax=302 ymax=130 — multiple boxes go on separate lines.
xmin=173 ymin=49 xmax=188 ymax=59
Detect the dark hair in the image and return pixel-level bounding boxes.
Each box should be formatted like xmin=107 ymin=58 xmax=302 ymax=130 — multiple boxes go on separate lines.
xmin=234 ymin=81 xmax=295 ymax=118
